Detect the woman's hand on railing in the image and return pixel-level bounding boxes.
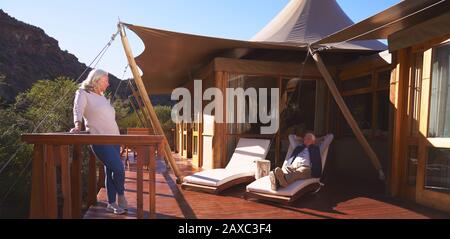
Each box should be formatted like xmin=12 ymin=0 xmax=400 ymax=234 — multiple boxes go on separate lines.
xmin=70 ymin=121 xmax=82 ymax=133
xmin=70 ymin=126 xmax=81 ymax=134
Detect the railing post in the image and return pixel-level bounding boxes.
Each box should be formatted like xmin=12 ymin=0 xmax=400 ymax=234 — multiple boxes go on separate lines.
xmin=97 ymin=161 xmax=105 ymax=189
xmin=29 ymin=144 xmax=45 ymax=219
xmin=71 ymin=145 xmax=82 ymax=219
xmin=58 ymin=145 xmax=72 ymax=219
xmin=149 ymin=145 xmax=156 ymax=219
xmin=136 ymin=146 xmax=144 ymax=219
xmin=45 ymin=145 xmax=58 ymax=219
xmin=87 ymin=151 xmax=97 ymax=207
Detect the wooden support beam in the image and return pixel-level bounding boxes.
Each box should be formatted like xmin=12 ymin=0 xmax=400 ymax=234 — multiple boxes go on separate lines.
xmin=119 ymin=23 xmax=184 ymax=183
xmin=309 ymin=47 xmax=385 ymax=180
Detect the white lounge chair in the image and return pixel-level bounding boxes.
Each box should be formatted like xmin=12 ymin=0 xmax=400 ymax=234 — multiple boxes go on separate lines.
xmin=181 ymin=138 xmax=271 ymax=194
xmin=245 ymin=134 xmax=334 ymax=204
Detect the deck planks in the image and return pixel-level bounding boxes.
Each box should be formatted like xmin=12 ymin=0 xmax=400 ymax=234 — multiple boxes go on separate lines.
xmin=83 ymin=153 xmax=449 ymax=219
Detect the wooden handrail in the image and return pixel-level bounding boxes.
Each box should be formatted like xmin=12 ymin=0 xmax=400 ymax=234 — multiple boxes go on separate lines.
xmin=22 ymin=133 xmax=163 ymax=219
xmin=22 ymin=133 xmax=163 ymax=145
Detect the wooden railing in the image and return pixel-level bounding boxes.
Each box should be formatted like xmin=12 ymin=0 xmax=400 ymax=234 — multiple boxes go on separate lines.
xmin=21 ymin=133 xmax=164 ymax=219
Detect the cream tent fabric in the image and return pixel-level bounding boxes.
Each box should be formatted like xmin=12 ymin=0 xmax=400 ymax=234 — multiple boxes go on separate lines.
xmin=252 ymin=0 xmax=386 ymax=50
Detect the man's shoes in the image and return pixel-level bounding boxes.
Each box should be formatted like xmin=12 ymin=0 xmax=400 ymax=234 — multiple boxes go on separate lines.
xmin=269 ymin=171 xmax=278 ymax=191
xmin=106 ymin=203 xmax=126 ymax=215
xmin=274 ymin=167 xmax=288 ymax=187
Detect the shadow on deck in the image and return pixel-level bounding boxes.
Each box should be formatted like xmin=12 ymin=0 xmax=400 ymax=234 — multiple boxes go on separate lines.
xmin=84 ymin=153 xmax=450 ymax=219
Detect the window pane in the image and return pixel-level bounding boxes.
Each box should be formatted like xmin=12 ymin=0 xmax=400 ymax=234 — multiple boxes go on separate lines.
xmin=343 ymin=93 xmax=373 ymax=136
xmin=193 ymin=136 xmax=198 ymax=155
xmin=425 ymin=147 xmax=450 ymax=194
xmin=409 ymin=52 xmax=423 ymax=137
xmin=428 ymin=43 xmax=450 ymax=137
xmin=341 ymin=75 xmax=371 ymax=91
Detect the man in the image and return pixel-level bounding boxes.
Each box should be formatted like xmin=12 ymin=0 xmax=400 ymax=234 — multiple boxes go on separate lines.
xmin=269 ymin=132 xmax=330 ymax=190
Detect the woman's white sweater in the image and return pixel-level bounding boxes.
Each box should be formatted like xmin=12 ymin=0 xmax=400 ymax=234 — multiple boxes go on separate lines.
xmin=73 ymin=89 xmax=120 ymax=135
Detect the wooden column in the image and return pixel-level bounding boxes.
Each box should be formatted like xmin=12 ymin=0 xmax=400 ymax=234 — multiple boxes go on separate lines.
xmin=310 ymin=48 xmax=385 ymax=180
xmin=389 ymin=49 xmax=410 ymax=196
xmin=119 ymin=23 xmax=184 ymax=183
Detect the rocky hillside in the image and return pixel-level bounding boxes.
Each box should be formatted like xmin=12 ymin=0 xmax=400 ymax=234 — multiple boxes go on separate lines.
xmin=0 ymin=9 xmax=129 ymax=104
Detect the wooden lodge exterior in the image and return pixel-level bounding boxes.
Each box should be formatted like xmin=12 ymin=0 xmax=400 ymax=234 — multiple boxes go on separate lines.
xmin=173 ymin=2 xmax=450 ymax=213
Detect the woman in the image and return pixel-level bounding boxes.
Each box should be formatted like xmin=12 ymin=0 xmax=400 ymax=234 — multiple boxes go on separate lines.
xmin=70 ymin=69 xmax=128 ymax=215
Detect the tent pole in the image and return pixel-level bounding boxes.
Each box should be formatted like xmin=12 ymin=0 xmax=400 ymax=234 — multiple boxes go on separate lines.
xmin=309 ymin=47 xmax=385 ymax=181
xmin=118 ymin=23 xmax=184 ymax=183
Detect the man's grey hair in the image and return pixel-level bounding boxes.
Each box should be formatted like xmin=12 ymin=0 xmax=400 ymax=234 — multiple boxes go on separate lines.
xmin=80 ymin=69 xmax=108 ymax=93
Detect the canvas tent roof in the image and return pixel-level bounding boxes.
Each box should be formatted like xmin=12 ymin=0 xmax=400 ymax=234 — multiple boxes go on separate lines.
xmin=125 ymin=0 xmax=387 ymax=94
xmin=314 ymin=0 xmax=450 ymax=51
xmin=125 ymin=24 xmax=305 ymax=94
xmin=251 ymin=0 xmax=386 ymax=51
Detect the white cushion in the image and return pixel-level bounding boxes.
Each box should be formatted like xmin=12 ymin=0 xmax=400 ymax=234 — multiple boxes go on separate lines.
xmin=225 ymin=138 xmax=271 ymax=172
xmin=183 ymin=169 xmax=254 ymax=187
xmin=183 ymin=138 xmax=271 ymax=188
xmin=246 ymin=175 xmax=320 ymax=197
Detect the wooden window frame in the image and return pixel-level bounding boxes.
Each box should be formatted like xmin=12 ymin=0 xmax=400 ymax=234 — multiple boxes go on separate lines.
xmin=338 ymin=67 xmax=392 ymax=139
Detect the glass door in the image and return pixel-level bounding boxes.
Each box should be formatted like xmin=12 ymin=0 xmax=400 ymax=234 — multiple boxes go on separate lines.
xmin=416 ymin=41 xmax=450 ymax=212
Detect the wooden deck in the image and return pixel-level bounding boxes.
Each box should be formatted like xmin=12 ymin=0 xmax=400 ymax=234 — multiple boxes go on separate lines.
xmin=84 ymin=153 xmax=450 ymax=219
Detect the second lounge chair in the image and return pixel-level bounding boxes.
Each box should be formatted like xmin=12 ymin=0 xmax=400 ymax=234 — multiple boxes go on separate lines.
xmin=245 ymin=134 xmax=334 ymax=204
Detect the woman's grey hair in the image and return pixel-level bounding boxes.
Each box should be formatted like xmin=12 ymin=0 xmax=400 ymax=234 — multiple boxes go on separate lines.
xmin=80 ymin=69 xmax=108 ymax=93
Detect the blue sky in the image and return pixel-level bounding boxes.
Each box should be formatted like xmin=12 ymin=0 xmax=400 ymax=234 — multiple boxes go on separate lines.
xmin=1 ymin=0 xmax=400 ymax=78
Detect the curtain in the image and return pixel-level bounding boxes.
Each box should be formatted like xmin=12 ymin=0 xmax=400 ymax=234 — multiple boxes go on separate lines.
xmin=429 ymin=43 xmax=450 ymax=138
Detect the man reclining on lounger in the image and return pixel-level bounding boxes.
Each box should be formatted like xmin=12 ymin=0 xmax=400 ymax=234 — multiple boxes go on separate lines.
xmin=269 ymin=132 xmax=326 ymax=191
